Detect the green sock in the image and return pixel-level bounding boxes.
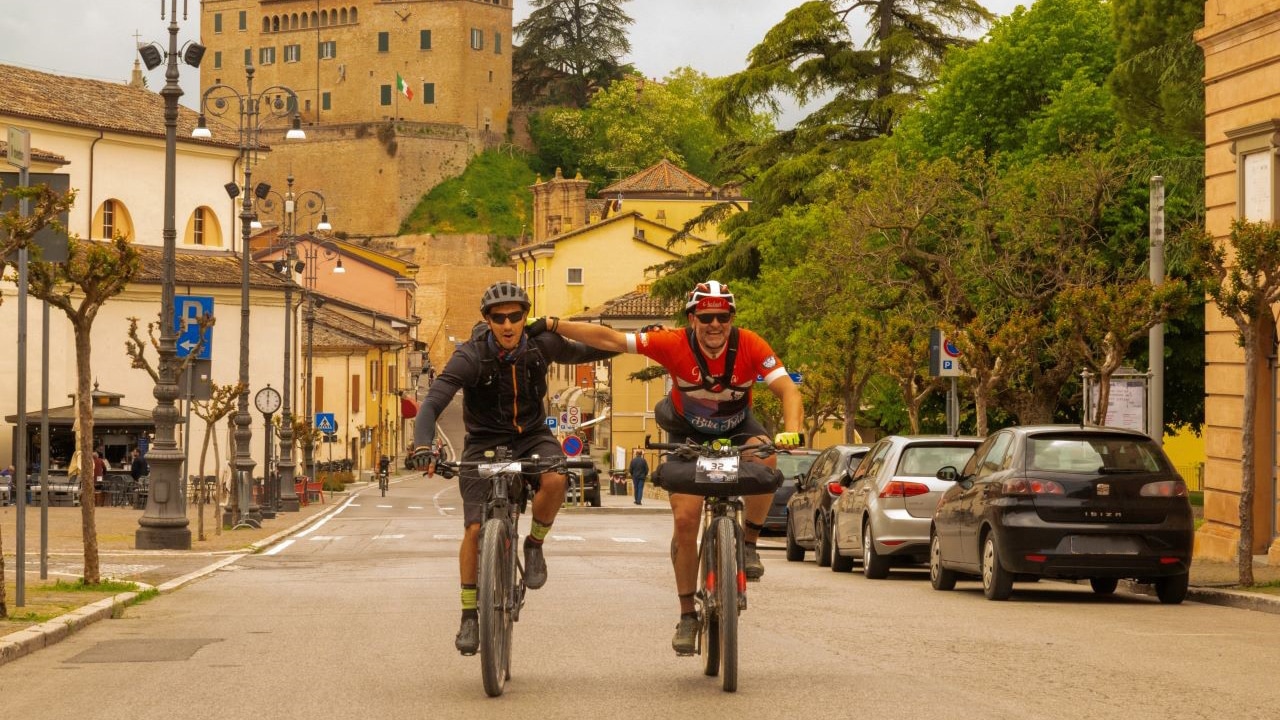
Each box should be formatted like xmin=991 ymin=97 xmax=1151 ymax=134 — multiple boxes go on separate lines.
xmin=460 ymin=584 xmax=477 ymax=611
xmin=529 ymin=518 xmax=552 ymax=543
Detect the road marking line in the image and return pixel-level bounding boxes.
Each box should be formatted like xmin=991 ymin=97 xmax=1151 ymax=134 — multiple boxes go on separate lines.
xmin=551 ymin=534 xmax=584 ymax=541
xmin=348 ymin=503 xmax=361 ymax=507
xmin=612 ymin=537 xmax=646 ymax=543
xmin=434 ymin=534 xmax=463 ymax=541
xmin=373 ymin=534 xmax=406 ymax=540
xmin=309 ymin=535 xmax=345 ymax=541
xmin=408 ymin=505 xmax=424 ymax=509
xmin=264 ymin=540 xmax=295 ymax=555
xmin=376 ymin=504 xmax=393 ymax=508
xmin=295 ymin=496 xmax=356 ymax=537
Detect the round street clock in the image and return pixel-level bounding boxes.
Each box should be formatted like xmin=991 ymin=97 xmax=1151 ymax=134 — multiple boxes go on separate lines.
xmin=254 ymin=386 xmax=282 ymax=415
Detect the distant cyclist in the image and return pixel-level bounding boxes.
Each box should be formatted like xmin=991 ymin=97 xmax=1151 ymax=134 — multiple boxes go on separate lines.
xmin=534 ymin=280 xmax=804 ymax=654
xmin=409 ymin=282 xmax=615 ymax=655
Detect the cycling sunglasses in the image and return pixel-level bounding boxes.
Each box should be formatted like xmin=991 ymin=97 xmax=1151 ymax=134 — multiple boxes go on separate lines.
xmin=695 ymin=312 xmax=733 ymax=325
xmin=487 ymin=310 xmax=527 ymax=325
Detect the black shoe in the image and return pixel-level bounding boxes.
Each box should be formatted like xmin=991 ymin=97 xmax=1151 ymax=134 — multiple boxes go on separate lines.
xmin=672 ymin=614 xmax=699 ymax=656
xmin=524 ymin=538 xmax=547 ymax=589
xmin=455 ymin=616 xmax=479 ymax=655
xmin=744 ymin=544 xmax=764 ymax=580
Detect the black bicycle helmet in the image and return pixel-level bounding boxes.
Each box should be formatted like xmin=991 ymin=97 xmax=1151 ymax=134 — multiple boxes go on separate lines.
xmin=480 ymin=281 xmax=531 ymax=315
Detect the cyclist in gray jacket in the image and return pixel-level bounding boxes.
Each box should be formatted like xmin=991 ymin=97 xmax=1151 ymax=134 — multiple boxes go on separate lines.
xmin=410 ymin=281 xmax=614 ymax=655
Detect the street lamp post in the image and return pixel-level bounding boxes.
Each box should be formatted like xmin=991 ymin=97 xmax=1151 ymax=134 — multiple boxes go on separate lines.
xmin=301 ymin=240 xmax=345 ymax=484
xmin=193 ymin=61 xmax=304 ymax=529
xmin=136 ymin=0 xmax=204 ymax=550
xmin=259 ymin=175 xmax=330 ymax=511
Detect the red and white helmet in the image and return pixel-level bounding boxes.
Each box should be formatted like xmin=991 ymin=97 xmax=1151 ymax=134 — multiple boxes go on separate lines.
xmin=685 ymin=280 xmax=735 ymax=313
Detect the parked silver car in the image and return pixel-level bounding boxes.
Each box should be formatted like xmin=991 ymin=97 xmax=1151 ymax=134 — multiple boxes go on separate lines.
xmin=830 ymin=435 xmax=981 ymax=577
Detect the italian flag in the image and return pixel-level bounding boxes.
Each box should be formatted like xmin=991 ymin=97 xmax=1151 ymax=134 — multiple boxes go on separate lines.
xmin=396 ymin=73 xmax=414 ymax=101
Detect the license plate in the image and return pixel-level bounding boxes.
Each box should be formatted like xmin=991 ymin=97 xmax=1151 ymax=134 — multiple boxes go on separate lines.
xmin=1068 ymin=535 xmax=1141 ymax=555
xmin=695 ymin=455 xmax=739 ymax=484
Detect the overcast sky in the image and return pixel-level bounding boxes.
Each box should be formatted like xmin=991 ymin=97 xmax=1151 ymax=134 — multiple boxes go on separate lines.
xmin=0 ymin=1 xmax=1025 ymax=126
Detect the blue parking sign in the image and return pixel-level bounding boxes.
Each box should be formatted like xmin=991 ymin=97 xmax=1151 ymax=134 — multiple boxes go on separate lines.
xmin=174 ymin=295 xmax=214 ymax=360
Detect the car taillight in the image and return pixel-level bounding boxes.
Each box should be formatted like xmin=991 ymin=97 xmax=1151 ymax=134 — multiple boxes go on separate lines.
xmin=880 ymin=481 xmax=929 ymax=498
xmin=1140 ymin=480 xmax=1188 ymax=498
xmin=826 ymin=481 xmax=845 ymax=496
xmin=1002 ymin=478 xmax=1065 ymax=495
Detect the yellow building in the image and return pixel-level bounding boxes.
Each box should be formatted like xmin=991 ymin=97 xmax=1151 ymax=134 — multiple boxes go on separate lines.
xmin=198 ymin=0 xmax=514 ymax=236
xmin=510 ymin=160 xmax=748 ymax=466
xmin=1197 ymin=1 xmax=1280 ymax=561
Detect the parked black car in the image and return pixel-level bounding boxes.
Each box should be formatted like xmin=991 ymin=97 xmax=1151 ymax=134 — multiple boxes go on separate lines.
xmin=565 ymin=464 xmax=602 ymax=507
xmin=929 ymin=425 xmax=1194 ymax=603
xmin=763 ymin=449 xmax=821 ymax=534
xmin=784 ymin=444 xmax=870 ymax=565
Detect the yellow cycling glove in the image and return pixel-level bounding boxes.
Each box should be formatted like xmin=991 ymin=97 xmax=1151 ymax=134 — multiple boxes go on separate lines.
xmin=773 ymin=432 xmax=803 ymax=448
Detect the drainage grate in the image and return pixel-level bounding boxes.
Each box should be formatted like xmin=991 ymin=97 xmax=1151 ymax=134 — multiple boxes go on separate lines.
xmin=65 ymin=638 xmax=222 ymax=664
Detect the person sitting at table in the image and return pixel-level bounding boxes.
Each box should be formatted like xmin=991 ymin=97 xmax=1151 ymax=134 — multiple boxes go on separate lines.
xmin=130 ymin=448 xmax=149 ymax=482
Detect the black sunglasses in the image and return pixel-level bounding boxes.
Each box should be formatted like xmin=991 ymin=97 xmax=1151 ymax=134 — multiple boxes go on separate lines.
xmin=695 ymin=312 xmax=733 ymax=325
xmin=487 ymin=309 xmax=527 ymax=325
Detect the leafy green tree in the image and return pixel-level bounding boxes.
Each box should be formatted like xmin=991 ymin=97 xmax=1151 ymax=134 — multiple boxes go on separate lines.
xmin=1108 ymin=0 xmax=1204 ymax=142
xmin=1195 ymin=220 xmax=1280 ymax=587
xmin=26 ymin=235 xmax=141 ymax=585
xmin=514 ymin=0 xmax=634 ymax=108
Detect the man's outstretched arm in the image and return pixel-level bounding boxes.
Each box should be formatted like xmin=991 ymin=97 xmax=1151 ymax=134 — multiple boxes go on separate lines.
xmin=547 ymin=318 xmax=630 ymax=353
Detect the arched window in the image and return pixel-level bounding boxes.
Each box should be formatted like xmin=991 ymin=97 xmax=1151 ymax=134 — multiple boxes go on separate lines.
xmin=92 ymin=199 xmax=134 ymax=240
xmin=320 ymin=9 xmax=327 ymax=26
xmin=262 ymin=17 xmax=270 ymax=33
xmin=340 ymin=8 xmax=348 ymax=24
xmin=184 ymin=206 xmax=223 ymax=247
xmin=310 ymin=11 xmax=318 ymax=27
xmin=301 ymin=13 xmax=309 ymax=29
xmin=350 ymin=7 xmax=358 ymax=23
xmin=290 ymin=14 xmax=298 ymax=30
xmin=272 ymin=16 xmax=281 ymax=32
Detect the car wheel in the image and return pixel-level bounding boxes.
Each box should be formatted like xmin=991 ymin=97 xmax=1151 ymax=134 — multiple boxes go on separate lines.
xmin=588 ymin=489 xmax=601 ymax=508
xmin=814 ymin=515 xmax=832 ymax=568
xmin=784 ymin=517 xmax=804 ymax=562
xmin=1089 ymin=577 xmax=1119 ymax=596
xmin=862 ymin=523 xmax=890 ymax=579
xmin=981 ymin=533 xmax=1014 ymax=601
xmin=830 ymin=526 xmax=854 ymax=573
xmin=1155 ymin=572 xmax=1189 ymax=605
xmin=930 ymin=532 xmax=956 ymax=591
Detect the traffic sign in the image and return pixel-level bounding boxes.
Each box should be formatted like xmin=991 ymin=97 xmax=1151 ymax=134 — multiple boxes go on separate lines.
xmin=315 ymin=412 xmax=337 ymax=434
xmin=561 ymin=434 xmax=584 ymax=457
xmin=175 ymin=295 xmax=214 ymax=360
xmin=566 ymin=405 xmax=581 ymax=428
xmin=546 ymin=416 xmax=558 ymax=430
xmin=929 ymin=329 xmax=963 ymax=377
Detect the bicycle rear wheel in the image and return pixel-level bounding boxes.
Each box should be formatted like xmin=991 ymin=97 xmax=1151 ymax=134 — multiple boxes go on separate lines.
xmin=478 ymin=518 xmax=514 ymax=697
xmin=715 ymin=517 xmax=739 ymax=692
xmin=701 ymin=528 xmax=720 ymax=677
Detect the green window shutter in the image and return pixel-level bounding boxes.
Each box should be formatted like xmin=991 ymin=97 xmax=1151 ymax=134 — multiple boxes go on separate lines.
xmin=378 ymin=32 xmax=389 ymax=53
xmin=213 ymin=51 xmax=222 ymax=69
xmin=380 ymin=85 xmax=392 ymax=106
xmin=322 ymin=92 xmax=331 ymax=111
xmin=422 ymin=83 xmax=435 ymax=104
xmin=214 ymin=14 xmax=222 ymax=33
xmin=244 ymin=48 xmax=251 ymax=65
xmin=238 ymin=11 xmax=246 ymax=30
xmin=420 ymin=29 xmax=432 ymax=50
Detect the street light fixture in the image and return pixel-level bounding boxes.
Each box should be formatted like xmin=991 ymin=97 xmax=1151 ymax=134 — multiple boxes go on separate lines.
xmin=136 ymin=0 xmax=204 ymax=550
xmin=194 ymin=61 xmax=304 ymax=529
xmin=255 ymin=174 xmax=330 ymax=513
xmin=301 ymin=239 xmax=346 ymax=484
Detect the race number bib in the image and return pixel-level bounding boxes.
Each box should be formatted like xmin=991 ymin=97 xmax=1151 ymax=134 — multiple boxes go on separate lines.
xmin=695 ymin=455 xmax=740 ymax=484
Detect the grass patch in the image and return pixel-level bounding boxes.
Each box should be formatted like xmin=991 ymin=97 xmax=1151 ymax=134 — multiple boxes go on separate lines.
xmin=399 ymin=148 xmax=537 ymax=237
xmin=51 ymin=578 xmax=143 ymax=594
xmin=2 ymin=578 xmax=147 ymax=632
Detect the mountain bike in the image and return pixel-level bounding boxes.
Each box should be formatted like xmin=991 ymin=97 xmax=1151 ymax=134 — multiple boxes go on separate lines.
xmin=646 ymin=437 xmax=783 ymax=693
xmin=377 ymin=466 xmax=389 ymax=496
xmin=435 ymin=449 xmax=593 ymax=697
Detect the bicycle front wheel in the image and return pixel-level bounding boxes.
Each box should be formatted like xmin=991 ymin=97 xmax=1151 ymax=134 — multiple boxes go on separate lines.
xmin=478 ymin=518 xmax=514 ymax=697
xmin=715 ymin=517 xmax=739 ymax=692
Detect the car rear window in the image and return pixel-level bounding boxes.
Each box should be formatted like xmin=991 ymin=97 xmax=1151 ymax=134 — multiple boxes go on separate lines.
xmin=1027 ymin=435 xmax=1166 ymax=473
xmin=897 ymin=445 xmax=977 ymax=476
xmin=777 ymin=453 xmax=817 ymax=478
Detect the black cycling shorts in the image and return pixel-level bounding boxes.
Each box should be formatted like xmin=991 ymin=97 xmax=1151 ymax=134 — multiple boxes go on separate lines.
xmin=458 ymin=429 xmax=563 ymax=527
xmin=654 ymin=396 xmax=769 ymax=446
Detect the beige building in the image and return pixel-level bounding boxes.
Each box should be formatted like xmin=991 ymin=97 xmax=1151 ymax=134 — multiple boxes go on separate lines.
xmin=198 ymin=0 xmax=514 ymax=236
xmin=1197 ymin=1 xmax=1280 ymax=561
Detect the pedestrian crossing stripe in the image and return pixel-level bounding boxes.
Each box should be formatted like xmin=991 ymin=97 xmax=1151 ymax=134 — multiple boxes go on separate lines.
xmin=550 ymin=534 xmax=584 ymax=541
xmin=611 ymin=537 xmax=646 ymax=543
xmin=373 ymin=534 xmax=406 ymax=539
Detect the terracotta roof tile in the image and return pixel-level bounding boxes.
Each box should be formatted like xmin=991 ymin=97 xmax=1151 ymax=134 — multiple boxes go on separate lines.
xmin=132 ymin=245 xmax=291 ymax=290
xmin=0 ymin=140 xmax=67 ymax=166
xmin=600 ymin=159 xmax=713 ymax=196
xmin=0 ymin=62 xmax=236 ymax=149
xmin=569 ymin=288 xmax=682 ymax=322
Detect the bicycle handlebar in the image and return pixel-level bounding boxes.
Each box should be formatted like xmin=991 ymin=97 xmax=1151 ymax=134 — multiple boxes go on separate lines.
xmin=432 ymin=455 xmax=595 ymax=479
xmin=644 ymin=436 xmax=779 ymax=458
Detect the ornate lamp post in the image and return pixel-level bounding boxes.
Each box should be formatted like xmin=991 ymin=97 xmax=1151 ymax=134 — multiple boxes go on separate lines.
xmin=301 ymin=240 xmax=345 ymax=483
xmin=135 ymin=0 xmax=205 ymax=550
xmin=193 ymin=62 xmax=304 ymax=529
xmin=257 ymin=175 xmax=330 ymax=512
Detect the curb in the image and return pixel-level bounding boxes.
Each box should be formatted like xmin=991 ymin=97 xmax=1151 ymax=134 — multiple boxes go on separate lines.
xmin=1121 ymin=580 xmax=1280 ymax=614
xmin=0 ymin=498 xmax=352 ymax=669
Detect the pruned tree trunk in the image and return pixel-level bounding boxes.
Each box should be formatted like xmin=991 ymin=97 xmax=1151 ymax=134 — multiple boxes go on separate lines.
xmin=1 ymin=516 xmax=8 ymax=618
xmin=74 ymin=323 xmax=101 ymax=584
xmin=197 ymin=423 xmax=214 ymax=542
xmin=1238 ymin=325 xmax=1258 ymax=586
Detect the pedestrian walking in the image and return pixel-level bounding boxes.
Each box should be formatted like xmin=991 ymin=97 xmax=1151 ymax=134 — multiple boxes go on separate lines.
xmin=629 ymin=449 xmax=649 ymax=505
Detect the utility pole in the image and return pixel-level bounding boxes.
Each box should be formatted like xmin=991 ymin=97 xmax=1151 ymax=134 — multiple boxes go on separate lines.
xmin=1148 ymin=176 xmax=1165 ymax=444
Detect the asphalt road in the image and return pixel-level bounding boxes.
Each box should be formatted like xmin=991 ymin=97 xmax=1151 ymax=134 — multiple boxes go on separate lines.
xmin=2 ymin=462 xmax=1280 ymax=720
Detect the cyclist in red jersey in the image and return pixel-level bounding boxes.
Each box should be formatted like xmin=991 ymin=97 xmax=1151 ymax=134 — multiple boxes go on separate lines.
xmin=530 ymin=280 xmax=804 ymax=655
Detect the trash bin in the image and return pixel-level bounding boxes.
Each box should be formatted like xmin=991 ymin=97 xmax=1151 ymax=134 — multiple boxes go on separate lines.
xmin=609 ymin=470 xmax=628 ymax=496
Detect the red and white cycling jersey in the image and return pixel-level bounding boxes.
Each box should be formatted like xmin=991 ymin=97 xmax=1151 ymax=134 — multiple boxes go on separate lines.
xmin=626 ymin=327 xmax=789 ymax=434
